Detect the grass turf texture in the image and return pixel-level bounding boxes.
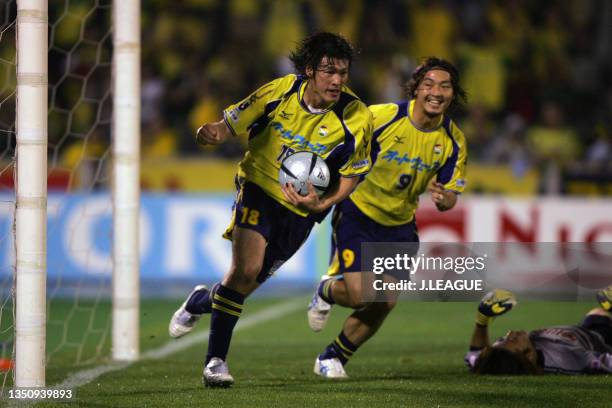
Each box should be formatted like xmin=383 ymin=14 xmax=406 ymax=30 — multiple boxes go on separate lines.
xmin=2 ymin=298 xmax=612 ymax=407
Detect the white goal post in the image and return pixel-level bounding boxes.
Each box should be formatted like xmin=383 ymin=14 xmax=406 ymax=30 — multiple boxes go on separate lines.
xmin=13 ymin=0 xmax=141 ymax=387
xmin=111 ymin=0 xmax=140 ymax=362
xmin=15 ymin=0 xmax=48 ymax=388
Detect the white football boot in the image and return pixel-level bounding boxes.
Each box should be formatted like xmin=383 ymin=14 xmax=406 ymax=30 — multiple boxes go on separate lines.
xmin=168 ymin=284 xmax=208 ymax=338
xmin=307 ymin=277 xmax=333 ymax=332
xmin=314 ymin=356 xmax=348 ymax=379
xmin=203 ymin=357 xmax=234 ymax=387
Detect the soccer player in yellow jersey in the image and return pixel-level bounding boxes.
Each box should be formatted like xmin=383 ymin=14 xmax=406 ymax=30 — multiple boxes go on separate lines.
xmin=308 ymin=57 xmax=468 ymax=378
xmin=168 ymin=32 xmax=373 ymax=387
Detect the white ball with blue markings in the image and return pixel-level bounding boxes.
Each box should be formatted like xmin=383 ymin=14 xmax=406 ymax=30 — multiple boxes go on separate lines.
xmin=279 ymin=151 xmax=330 ymax=197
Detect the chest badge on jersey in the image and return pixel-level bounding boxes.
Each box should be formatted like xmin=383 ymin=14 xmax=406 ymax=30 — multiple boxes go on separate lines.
xmin=434 ymin=144 xmax=442 ymax=154
xmin=393 ymin=135 xmax=405 ymax=144
xmin=318 ymin=125 xmax=328 ymax=137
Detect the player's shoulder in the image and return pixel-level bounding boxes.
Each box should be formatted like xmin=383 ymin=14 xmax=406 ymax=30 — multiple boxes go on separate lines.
xmin=240 ymin=74 xmax=302 ymax=105
xmin=264 ymin=73 xmax=303 ymax=97
xmin=340 ymin=83 xmax=361 ymax=101
xmin=276 ymin=73 xmax=301 ymax=88
xmin=442 ymin=115 xmax=466 ymax=144
xmin=341 ymin=87 xmax=367 ymax=109
xmin=368 ymin=102 xmax=400 ymax=120
xmin=368 ymin=102 xmax=406 ymax=129
xmin=336 ymin=86 xmax=371 ymax=122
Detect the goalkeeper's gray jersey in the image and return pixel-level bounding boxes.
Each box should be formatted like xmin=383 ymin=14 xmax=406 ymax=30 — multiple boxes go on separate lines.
xmin=465 ymin=326 xmax=612 ymax=374
xmin=529 ymin=326 xmax=612 ymax=374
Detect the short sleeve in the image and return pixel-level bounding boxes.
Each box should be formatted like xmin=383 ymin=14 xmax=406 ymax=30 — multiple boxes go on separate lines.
xmin=223 ymin=75 xmax=295 ymax=137
xmin=338 ymin=100 xmax=373 ymax=177
xmin=464 ymin=348 xmax=482 ymax=371
xmin=437 ymin=124 xmax=467 ymax=193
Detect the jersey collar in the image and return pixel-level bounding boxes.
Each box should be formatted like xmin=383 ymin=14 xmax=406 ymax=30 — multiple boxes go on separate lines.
xmin=407 ymin=99 xmax=444 ymax=133
xmin=298 ymin=80 xmax=334 ymax=115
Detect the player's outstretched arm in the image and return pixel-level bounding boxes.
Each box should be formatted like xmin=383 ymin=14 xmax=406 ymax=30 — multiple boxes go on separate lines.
xmin=429 ymin=181 xmax=457 ymax=211
xmin=196 ymin=119 xmax=232 ymax=146
xmin=470 ymin=289 xmax=517 ymax=349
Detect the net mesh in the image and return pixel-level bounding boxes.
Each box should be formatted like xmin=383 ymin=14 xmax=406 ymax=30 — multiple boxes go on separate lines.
xmin=0 ymin=0 xmax=115 ymax=389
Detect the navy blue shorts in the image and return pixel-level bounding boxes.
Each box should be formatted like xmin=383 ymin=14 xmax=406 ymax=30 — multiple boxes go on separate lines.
xmin=328 ymin=198 xmax=419 ymax=276
xmin=224 ymin=181 xmax=315 ymax=283
xmin=581 ymin=315 xmax=612 ymax=348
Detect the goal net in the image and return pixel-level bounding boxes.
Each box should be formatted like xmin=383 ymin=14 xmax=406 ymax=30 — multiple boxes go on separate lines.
xmin=0 ymin=0 xmax=140 ymax=391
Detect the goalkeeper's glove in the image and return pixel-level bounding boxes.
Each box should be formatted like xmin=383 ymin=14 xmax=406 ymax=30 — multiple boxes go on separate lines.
xmin=596 ymin=285 xmax=612 ymax=312
xmin=476 ymin=289 xmax=517 ymax=327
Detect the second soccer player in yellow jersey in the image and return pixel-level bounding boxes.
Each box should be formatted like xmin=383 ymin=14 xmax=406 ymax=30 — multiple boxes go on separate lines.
xmin=308 ymin=57 xmax=468 ymax=378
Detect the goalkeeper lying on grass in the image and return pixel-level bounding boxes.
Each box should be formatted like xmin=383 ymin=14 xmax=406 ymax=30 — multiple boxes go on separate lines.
xmin=466 ymin=287 xmax=612 ymax=374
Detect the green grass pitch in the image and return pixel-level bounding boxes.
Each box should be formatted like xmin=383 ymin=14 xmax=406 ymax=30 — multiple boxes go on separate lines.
xmin=2 ymin=298 xmax=612 ymax=407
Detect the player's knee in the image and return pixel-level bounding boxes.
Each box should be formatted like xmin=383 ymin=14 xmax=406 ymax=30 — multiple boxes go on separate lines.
xmin=368 ymin=299 xmax=396 ymax=315
xmin=345 ymin=281 xmax=365 ymax=309
xmin=346 ymin=293 xmax=366 ymax=309
xmin=227 ymin=264 xmax=261 ymax=289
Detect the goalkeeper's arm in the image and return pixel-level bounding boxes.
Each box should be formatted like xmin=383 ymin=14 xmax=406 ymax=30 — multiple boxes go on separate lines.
xmin=470 ymin=322 xmax=490 ymax=349
xmin=469 ymin=289 xmax=517 ymax=349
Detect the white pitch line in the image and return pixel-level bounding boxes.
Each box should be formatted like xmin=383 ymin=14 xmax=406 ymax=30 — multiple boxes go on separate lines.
xmin=142 ymin=297 xmax=304 ymax=360
xmin=17 ymin=297 xmax=304 ymax=407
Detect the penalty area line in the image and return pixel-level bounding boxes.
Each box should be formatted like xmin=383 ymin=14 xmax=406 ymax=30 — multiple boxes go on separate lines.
xmin=22 ymin=297 xmax=304 ymax=407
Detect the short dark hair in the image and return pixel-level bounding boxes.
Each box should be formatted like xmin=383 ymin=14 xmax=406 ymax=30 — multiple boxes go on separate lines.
xmin=404 ymin=57 xmax=467 ymax=111
xmin=289 ymin=32 xmax=355 ymax=77
xmin=473 ymin=347 xmax=542 ymax=375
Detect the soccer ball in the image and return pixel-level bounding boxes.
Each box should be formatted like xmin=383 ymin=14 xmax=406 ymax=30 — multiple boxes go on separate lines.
xmin=279 ymin=151 xmax=330 ymax=197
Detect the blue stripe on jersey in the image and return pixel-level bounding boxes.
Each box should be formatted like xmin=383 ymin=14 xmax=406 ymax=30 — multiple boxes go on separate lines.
xmin=370 ymin=101 xmax=409 ymax=167
xmin=224 ymin=115 xmax=238 ymax=137
xmin=247 ymin=77 xmax=304 ymax=140
xmin=286 ymin=75 xmax=305 ymax=97
xmin=248 ymin=99 xmax=281 ymax=140
xmin=308 ymin=92 xmax=358 ymax=224
xmin=325 ymin=92 xmax=358 ymax=177
xmin=436 ymin=115 xmax=459 ymax=184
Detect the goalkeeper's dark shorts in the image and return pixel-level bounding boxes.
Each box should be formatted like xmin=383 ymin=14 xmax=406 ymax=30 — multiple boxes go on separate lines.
xmin=580 ymin=314 xmax=612 ymax=348
xmin=327 ymin=198 xmax=418 ymax=278
xmin=223 ymin=181 xmax=315 ymax=283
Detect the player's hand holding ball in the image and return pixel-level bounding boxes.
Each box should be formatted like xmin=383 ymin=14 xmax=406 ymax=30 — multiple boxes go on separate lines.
xmin=476 ymin=289 xmax=517 ymax=327
xmin=279 ymin=151 xmax=330 ymax=213
xmin=282 ymin=181 xmax=323 ymax=213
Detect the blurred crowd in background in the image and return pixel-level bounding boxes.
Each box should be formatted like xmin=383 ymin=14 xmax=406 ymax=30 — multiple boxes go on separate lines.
xmin=0 ymin=0 xmax=611 ymax=195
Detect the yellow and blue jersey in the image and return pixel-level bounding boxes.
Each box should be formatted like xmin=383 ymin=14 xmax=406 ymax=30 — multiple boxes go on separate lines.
xmin=349 ymin=99 xmax=467 ymax=226
xmin=223 ymin=74 xmax=373 ymax=217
